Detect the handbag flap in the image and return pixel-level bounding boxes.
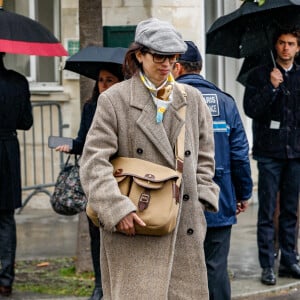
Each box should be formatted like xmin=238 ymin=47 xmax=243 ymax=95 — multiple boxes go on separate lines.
xmin=111 ymin=157 xmax=179 ymax=182
xmin=114 ymin=174 xmax=164 ymax=189
xmin=132 ymin=177 xmax=164 ymax=189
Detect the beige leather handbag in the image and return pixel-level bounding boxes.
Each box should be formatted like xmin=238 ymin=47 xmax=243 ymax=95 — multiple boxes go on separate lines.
xmin=112 ymin=157 xmax=182 ymax=235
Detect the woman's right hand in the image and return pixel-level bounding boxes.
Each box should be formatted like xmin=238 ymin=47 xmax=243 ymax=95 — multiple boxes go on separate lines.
xmin=116 ymin=212 xmax=146 ymax=236
xmin=55 ymin=144 xmax=71 ymax=153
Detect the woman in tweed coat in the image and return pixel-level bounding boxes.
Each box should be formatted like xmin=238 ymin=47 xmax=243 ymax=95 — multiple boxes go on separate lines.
xmin=80 ymin=18 xmax=219 ymax=300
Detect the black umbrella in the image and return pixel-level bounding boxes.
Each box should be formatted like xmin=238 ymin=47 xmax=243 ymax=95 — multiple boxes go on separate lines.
xmin=206 ymin=0 xmax=300 ymax=59
xmin=64 ymin=46 xmax=127 ymax=80
xmin=0 ymin=5 xmax=68 ymax=56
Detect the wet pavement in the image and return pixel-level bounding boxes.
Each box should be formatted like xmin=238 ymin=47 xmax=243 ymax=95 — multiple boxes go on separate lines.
xmin=229 ymin=196 xmax=300 ymax=299
xmin=4 ymin=192 xmax=300 ymax=299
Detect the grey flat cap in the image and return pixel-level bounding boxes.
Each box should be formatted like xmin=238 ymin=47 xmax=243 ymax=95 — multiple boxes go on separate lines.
xmin=135 ymin=18 xmax=187 ymax=55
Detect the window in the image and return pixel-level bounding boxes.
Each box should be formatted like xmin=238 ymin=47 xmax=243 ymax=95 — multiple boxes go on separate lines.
xmin=3 ymin=0 xmax=62 ymax=90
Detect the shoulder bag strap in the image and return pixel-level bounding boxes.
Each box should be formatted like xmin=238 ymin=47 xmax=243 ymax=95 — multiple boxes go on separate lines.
xmin=175 ymin=83 xmax=187 ymax=188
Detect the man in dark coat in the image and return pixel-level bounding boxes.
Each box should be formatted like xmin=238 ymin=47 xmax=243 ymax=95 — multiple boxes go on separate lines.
xmin=243 ymin=28 xmax=300 ymax=285
xmin=172 ymin=41 xmax=253 ymax=300
xmin=0 ymin=52 xmax=33 ymax=297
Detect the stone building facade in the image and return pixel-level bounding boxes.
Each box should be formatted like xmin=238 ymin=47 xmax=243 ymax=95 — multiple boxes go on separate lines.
xmin=4 ymin=0 xmax=258 ymax=204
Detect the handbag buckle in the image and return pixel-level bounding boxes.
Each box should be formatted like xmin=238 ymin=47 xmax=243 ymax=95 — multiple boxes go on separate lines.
xmin=138 ymin=190 xmax=151 ymax=211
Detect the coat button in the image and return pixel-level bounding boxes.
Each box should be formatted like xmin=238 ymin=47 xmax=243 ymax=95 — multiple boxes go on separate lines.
xmin=136 ymin=148 xmax=143 ymax=154
xmin=183 ymin=194 xmax=189 ymax=201
xmin=187 ymin=228 xmax=194 ymax=235
xmin=184 ymin=150 xmax=191 ymax=157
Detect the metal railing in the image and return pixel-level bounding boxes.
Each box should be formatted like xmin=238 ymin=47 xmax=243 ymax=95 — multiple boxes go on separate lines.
xmin=18 ymin=101 xmax=67 ymax=213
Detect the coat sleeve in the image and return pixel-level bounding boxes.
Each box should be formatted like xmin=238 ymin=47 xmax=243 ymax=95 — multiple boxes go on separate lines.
xmin=243 ymin=66 xmax=279 ymax=119
xmin=16 ymin=75 xmax=33 ymax=130
xmin=196 ymin=92 xmax=220 ymax=212
xmin=71 ymin=102 xmax=95 ymax=155
xmin=80 ymin=94 xmax=136 ymax=232
xmin=229 ymin=103 xmax=253 ymax=201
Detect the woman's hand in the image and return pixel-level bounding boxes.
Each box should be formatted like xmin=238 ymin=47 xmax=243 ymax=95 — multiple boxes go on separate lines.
xmin=55 ymin=144 xmax=71 ymax=153
xmin=116 ymin=212 xmax=146 ymax=236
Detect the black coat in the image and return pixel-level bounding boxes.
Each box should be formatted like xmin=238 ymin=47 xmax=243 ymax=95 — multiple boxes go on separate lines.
xmin=243 ymin=62 xmax=300 ymax=159
xmin=70 ymin=100 xmax=97 ymax=155
xmin=0 ymin=67 xmax=33 ymax=209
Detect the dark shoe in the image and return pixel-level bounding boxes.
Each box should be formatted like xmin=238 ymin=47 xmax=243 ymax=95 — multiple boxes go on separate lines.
xmin=261 ymin=268 xmax=276 ymax=285
xmin=88 ymin=287 xmax=103 ymax=300
xmin=0 ymin=286 xmax=12 ymax=297
xmin=279 ymin=263 xmax=300 ymax=279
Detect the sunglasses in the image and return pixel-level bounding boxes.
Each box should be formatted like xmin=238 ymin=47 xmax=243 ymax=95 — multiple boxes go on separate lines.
xmin=145 ymin=50 xmax=178 ymax=64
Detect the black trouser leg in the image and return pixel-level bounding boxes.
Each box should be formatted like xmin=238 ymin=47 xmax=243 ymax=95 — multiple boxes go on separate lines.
xmin=278 ymin=159 xmax=300 ymax=266
xmin=257 ymin=157 xmax=300 ymax=267
xmin=87 ymin=216 xmax=102 ymax=289
xmin=257 ymin=158 xmax=281 ymax=268
xmin=204 ymin=226 xmax=232 ymax=300
xmin=0 ymin=210 xmax=16 ymax=287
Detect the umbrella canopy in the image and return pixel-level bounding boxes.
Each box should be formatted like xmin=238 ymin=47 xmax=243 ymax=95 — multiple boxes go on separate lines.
xmin=206 ymin=0 xmax=300 ymax=59
xmin=64 ymin=46 xmax=127 ymax=80
xmin=0 ymin=6 xmax=68 ymax=56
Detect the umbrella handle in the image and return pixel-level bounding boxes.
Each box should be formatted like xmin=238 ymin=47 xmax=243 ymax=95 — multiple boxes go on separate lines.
xmin=269 ymin=50 xmax=291 ymax=95
xmin=270 ymin=50 xmax=276 ymax=68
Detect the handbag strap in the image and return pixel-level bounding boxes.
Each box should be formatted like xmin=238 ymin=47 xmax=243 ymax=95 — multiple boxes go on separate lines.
xmin=64 ymin=155 xmax=71 ymax=167
xmin=175 ymin=83 xmax=187 ymax=187
xmin=64 ymin=154 xmax=80 ymax=168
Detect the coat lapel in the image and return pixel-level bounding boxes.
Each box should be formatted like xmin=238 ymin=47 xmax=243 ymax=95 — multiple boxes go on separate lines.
xmin=130 ymin=77 xmax=186 ymax=166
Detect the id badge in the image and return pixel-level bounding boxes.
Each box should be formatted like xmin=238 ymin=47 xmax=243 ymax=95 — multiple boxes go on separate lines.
xmin=270 ymin=120 xmax=280 ymax=129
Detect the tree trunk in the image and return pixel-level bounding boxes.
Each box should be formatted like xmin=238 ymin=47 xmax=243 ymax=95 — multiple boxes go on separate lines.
xmin=76 ymin=0 xmax=102 ymax=273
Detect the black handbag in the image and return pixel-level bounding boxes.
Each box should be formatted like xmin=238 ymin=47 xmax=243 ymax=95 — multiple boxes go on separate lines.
xmin=50 ymin=155 xmax=87 ymax=215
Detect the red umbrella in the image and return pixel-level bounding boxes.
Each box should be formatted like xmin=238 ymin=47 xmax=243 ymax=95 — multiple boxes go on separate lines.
xmin=0 ymin=3 xmax=68 ymax=56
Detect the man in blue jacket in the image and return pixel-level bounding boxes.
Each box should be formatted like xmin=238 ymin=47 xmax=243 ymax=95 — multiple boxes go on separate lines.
xmin=172 ymin=41 xmax=253 ymax=300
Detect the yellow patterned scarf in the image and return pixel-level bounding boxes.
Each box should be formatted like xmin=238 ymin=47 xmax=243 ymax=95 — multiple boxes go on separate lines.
xmin=139 ymin=71 xmax=174 ymax=123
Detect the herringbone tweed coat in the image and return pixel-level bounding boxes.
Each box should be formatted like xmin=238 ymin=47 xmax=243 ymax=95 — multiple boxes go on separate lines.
xmin=80 ymin=75 xmax=219 ymax=300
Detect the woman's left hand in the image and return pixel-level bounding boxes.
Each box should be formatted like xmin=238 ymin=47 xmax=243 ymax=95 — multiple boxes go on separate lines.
xmin=55 ymin=144 xmax=70 ymax=153
xmin=116 ymin=212 xmax=146 ymax=236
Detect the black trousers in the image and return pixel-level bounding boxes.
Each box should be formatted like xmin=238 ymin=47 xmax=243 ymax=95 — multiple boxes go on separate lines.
xmin=204 ymin=225 xmax=232 ymax=300
xmin=256 ymin=157 xmax=300 ymax=268
xmin=87 ymin=216 xmax=102 ymax=289
xmin=0 ymin=210 xmax=16 ymax=287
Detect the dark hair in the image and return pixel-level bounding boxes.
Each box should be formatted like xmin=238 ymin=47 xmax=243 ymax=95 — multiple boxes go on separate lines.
xmin=273 ymin=27 xmax=300 ymax=46
xmin=86 ymin=81 xmax=100 ymax=104
xmin=123 ymin=42 xmax=150 ymax=79
xmin=86 ymin=65 xmax=124 ymax=104
xmin=102 ymin=63 xmax=124 ymax=82
xmin=177 ymin=60 xmax=202 ymax=73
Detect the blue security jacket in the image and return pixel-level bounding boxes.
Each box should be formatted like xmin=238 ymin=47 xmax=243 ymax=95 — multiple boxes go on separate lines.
xmin=177 ymin=74 xmax=253 ymax=227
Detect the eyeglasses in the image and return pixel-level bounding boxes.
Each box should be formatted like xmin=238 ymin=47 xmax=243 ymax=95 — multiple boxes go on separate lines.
xmin=146 ymin=51 xmax=178 ymax=64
